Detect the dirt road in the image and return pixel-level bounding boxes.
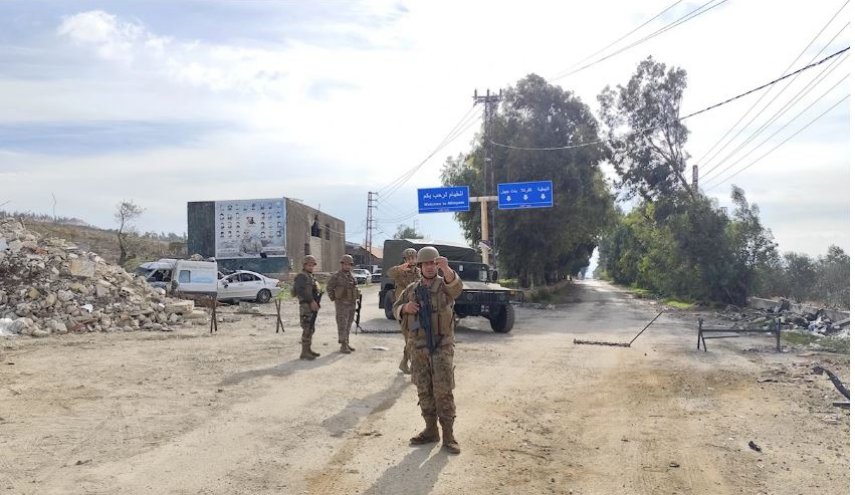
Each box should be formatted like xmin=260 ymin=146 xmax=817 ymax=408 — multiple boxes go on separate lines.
xmin=1 ymin=279 xmax=848 ymax=494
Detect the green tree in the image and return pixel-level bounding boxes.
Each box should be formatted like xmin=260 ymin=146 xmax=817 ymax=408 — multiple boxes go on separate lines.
xmin=442 ymin=74 xmax=613 ymax=286
xmin=815 ymin=245 xmax=849 ymax=308
xmin=114 ymin=200 xmax=144 ymax=267
xmin=393 ymin=224 xmax=424 ymax=240
xmin=598 ymin=57 xmax=694 ymax=205
xmin=727 ymin=186 xmax=779 ymax=296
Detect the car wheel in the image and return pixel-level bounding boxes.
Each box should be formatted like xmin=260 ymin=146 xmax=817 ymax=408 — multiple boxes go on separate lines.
xmin=256 ymin=289 xmax=272 ymax=303
xmin=384 ymin=290 xmax=395 ymax=320
xmin=489 ymin=304 xmax=515 ymax=333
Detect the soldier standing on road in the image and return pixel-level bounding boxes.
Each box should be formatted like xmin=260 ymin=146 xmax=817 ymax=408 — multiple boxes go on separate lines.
xmin=327 ymin=254 xmax=360 ymax=354
xmin=394 ymin=246 xmax=464 ymax=454
xmin=388 ymin=247 xmax=420 ymax=374
xmin=294 ymin=255 xmax=321 ymax=360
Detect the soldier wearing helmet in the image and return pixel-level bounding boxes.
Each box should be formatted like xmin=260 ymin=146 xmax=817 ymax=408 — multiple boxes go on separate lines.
xmin=393 ymin=246 xmax=464 ymax=454
xmin=388 ymin=247 xmax=420 ymax=374
xmin=294 ymin=255 xmax=321 ymax=360
xmin=326 ymin=254 xmax=360 ymax=353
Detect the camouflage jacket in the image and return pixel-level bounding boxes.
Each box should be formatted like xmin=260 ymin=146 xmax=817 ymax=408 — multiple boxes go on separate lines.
xmin=388 ymin=263 xmax=420 ymax=300
xmin=393 ymin=274 xmax=463 ymax=349
xmin=293 ymin=270 xmax=319 ymax=306
xmin=327 ymin=270 xmax=360 ymax=304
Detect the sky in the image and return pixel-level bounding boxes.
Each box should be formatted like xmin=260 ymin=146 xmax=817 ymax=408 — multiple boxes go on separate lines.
xmin=0 ymin=0 xmax=849 ymax=263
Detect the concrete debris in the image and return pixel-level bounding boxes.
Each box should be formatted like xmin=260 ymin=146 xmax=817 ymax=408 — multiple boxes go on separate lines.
xmin=0 ymin=218 xmax=196 ymax=338
xmin=720 ymin=297 xmax=851 ymax=338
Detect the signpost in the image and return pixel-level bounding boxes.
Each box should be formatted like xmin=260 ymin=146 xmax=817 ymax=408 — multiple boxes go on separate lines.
xmin=417 ymin=186 xmax=470 ymax=214
xmin=497 ymin=180 xmax=553 ymax=210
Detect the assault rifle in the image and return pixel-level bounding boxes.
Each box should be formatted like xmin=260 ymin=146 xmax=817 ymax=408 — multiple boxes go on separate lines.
xmin=355 ymin=293 xmax=363 ymax=329
xmin=414 ymin=284 xmax=436 ymax=354
xmin=309 ymin=288 xmax=324 ymax=328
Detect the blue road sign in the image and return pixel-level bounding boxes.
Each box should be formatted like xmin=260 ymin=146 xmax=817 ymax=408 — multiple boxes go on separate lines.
xmin=497 ymin=180 xmax=554 ymax=210
xmin=417 ymin=186 xmax=470 ymax=214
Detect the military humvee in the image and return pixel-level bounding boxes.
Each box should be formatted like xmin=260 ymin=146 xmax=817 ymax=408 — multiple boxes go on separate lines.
xmin=378 ymin=239 xmax=516 ymax=333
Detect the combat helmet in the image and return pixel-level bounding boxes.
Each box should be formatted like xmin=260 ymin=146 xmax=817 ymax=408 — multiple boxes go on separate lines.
xmin=340 ymin=254 xmax=354 ymax=264
xmin=402 ymin=248 xmax=417 ymax=258
xmin=416 ymin=246 xmax=440 ymax=264
xmin=303 ymin=255 xmax=317 ymax=265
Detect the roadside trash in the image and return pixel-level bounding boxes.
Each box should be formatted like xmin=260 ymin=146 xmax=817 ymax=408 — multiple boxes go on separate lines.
xmin=371 ymin=346 xmax=388 ymax=351
xmin=748 ymin=441 xmax=762 ymax=452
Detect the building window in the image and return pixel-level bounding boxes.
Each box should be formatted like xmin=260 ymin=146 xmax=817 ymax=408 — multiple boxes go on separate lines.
xmin=325 ymin=223 xmax=330 ymax=240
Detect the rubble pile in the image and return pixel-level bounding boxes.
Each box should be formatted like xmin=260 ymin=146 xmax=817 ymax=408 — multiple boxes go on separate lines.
xmin=718 ymin=297 xmax=850 ymax=338
xmin=0 ymin=218 xmax=203 ymax=338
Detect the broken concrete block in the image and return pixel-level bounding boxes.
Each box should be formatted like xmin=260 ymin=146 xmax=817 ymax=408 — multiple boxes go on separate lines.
xmin=69 ymin=259 xmax=96 ymax=278
xmin=165 ymin=300 xmax=195 ymax=314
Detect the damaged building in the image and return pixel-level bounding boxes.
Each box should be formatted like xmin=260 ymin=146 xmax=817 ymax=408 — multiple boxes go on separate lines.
xmin=187 ymin=198 xmax=345 ymax=277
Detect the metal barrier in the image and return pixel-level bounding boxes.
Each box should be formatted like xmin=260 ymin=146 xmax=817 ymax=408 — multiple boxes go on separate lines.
xmin=697 ymin=318 xmax=781 ymax=352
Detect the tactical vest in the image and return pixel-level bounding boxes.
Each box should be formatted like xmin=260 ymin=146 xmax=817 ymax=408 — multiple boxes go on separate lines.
xmin=403 ymin=276 xmax=458 ymax=349
xmin=331 ymin=271 xmax=358 ymax=304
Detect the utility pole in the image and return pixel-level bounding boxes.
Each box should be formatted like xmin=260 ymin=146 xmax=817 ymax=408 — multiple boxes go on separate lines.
xmin=692 ymin=164 xmax=699 ymax=193
xmin=473 ymin=89 xmax=502 ymax=267
xmin=364 ymin=191 xmax=377 ymax=264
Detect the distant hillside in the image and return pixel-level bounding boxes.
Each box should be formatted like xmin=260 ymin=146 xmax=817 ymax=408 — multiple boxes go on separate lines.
xmin=15 ymin=218 xmax=183 ymax=268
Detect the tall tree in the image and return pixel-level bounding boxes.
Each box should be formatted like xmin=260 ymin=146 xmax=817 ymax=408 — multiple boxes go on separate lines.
xmin=598 ymin=57 xmax=694 ymax=205
xmin=393 ymin=224 xmax=424 ymax=240
xmin=115 ymin=200 xmax=144 ymax=266
xmin=443 ymin=74 xmax=613 ymax=286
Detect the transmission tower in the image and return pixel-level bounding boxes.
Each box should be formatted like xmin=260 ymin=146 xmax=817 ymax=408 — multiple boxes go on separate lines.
xmin=364 ymin=191 xmax=378 ymax=263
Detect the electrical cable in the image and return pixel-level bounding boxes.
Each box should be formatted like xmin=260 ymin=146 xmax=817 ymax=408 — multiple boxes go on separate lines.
xmin=705 ymin=94 xmax=848 ymax=189
xmin=551 ymin=0 xmax=728 ymax=81
xmin=694 ymin=0 xmax=850 ymax=167
xmin=550 ymin=0 xmax=685 ymax=80
xmin=702 ymin=54 xmax=849 ymax=183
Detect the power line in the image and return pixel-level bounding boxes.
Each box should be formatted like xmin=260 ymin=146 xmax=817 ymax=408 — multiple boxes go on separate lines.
xmin=550 ymin=0 xmax=685 ymax=80
xmin=705 ymin=94 xmax=849 ymax=190
xmin=681 ymin=46 xmax=850 ymax=120
xmin=694 ymin=0 xmax=850 ymax=167
xmin=551 ymin=0 xmax=728 ymax=81
xmin=699 ymin=20 xmax=850 ymax=175
xmin=377 ymin=106 xmax=480 ymax=199
xmin=701 ymin=51 xmax=849 ymax=182
xmin=702 ymin=73 xmax=849 ymax=185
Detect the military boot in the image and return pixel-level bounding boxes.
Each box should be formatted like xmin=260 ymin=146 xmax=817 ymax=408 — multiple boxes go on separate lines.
xmin=299 ymin=343 xmax=316 ymax=360
xmin=346 ymin=340 xmax=355 ymax=352
xmin=339 ymin=342 xmax=351 ymax=354
xmin=309 ymin=347 xmax=320 ymax=357
xmin=409 ymin=415 xmax=440 ymax=445
xmin=439 ymin=418 xmax=461 ymax=454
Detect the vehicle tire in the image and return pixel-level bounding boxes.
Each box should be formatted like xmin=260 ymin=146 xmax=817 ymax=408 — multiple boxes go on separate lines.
xmin=490 ymin=304 xmax=515 ymax=333
xmin=384 ymin=290 xmax=396 ymax=320
xmin=256 ymin=289 xmax=272 ymax=303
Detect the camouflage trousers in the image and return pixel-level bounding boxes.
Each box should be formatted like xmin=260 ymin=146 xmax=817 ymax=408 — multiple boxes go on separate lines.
xmin=409 ymin=344 xmax=455 ymax=419
xmin=299 ymin=303 xmax=316 ymax=344
xmin=335 ymin=302 xmax=356 ymax=343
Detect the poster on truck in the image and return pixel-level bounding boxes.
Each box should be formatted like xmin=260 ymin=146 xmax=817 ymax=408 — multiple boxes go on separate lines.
xmin=214 ymin=198 xmax=286 ymax=259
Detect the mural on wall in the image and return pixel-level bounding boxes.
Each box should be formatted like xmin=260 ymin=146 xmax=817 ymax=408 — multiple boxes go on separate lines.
xmin=214 ymin=198 xmax=286 ymax=259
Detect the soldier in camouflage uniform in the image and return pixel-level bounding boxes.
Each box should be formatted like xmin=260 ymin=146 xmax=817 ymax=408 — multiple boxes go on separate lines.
xmin=388 ymin=247 xmax=419 ymax=374
xmin=294 ymin=255 xmax=321 ymax=360
xmin=327 ymin=254 xmax=360 ymax=354
xmin=394 ymin=246 xmax=463 ymax=454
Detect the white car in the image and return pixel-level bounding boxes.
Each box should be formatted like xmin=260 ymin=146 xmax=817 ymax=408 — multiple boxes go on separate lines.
xmin=351 ymin=268 xmax=370 ymax=284
xmin=217 ymin=270 xmax=281 ymax=303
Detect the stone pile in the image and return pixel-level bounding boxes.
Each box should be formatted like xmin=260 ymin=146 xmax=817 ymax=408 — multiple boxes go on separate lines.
xmin=0 ymin=218 xmax=203 ymax=338
xmin=718 ymin=298 xmax=850 ymax=338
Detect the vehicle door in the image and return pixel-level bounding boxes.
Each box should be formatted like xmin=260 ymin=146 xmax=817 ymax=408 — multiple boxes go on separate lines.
xmin=240 ymin=272 xmax=263 ymax=298
xmin=219 ymin=273 xmax=243 ymax=299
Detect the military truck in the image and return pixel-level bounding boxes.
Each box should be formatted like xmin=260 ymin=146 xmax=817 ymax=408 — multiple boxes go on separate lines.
xmin=378 ymin=239 xmax=516 ymax=333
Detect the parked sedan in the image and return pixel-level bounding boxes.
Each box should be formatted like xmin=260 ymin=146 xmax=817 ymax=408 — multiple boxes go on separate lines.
xmin=351 ymin=268 xmax=370 ymax=284
xmin=217 ymin=270 xmax=281 ymax=303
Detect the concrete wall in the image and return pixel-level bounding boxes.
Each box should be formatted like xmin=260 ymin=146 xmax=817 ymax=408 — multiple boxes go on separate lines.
xmin=285 ymin=198 xmax=345 ymax=273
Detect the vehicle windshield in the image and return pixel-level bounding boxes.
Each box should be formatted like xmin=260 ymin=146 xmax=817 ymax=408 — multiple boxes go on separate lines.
xmin=135 ymin=268 xmax=153 ymax=278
